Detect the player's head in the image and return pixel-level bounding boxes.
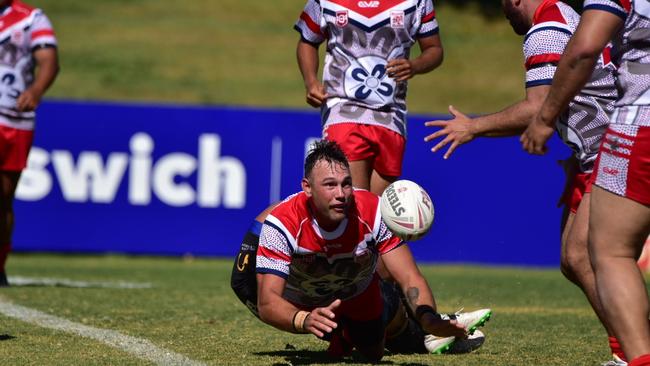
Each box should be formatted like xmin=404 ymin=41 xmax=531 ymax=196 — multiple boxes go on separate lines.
xmin=502 ymin=0 xmax=532 ymax=35
xmin=302 ymin=140 xmax=352 ymax=229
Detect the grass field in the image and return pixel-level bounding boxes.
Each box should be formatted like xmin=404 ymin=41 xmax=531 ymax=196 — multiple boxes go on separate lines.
xmin=34 ymin=0 xmax=524 ymax=114
xmin=1 ymin=253 xmax=643 ymax=365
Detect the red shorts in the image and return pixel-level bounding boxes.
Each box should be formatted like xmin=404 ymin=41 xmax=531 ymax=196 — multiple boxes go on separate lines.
xmin=331 ymin=274 xmax=384 ymax=347
xmin=299 ymin=275 xmax=385 ymax=347
xmin=0 ymin=125 xmax=34 ymax=171
xmin=336 ymin=274 xmax=384 ymax=322
xmin=324 ymin=123 xmax=405 ymax=177
xmin=562 ymin=172 xmax=593 ymax=214
xmin=593 ymin=125 xmax=650 ymax=205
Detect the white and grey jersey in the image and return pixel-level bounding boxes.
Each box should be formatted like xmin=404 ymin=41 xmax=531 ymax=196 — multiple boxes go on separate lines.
xmin=525 ymin=0 xmax=617 ymax=172
xmin=585 ymin=0 xmax=650 ymax=127
xmin=295 ymin=0 xmax=439 ymax=138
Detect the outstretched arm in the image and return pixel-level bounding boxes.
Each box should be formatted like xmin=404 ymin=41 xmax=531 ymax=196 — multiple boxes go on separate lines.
xmin=424 ymin=85 xmax=549 ymax=159
xmin=257 ymin=273 xmax=340 ymax=337
xmin=381 ymin=245 xmax=466 ymax=338
xmin=521 ymin=10 xmax=623 ymax=155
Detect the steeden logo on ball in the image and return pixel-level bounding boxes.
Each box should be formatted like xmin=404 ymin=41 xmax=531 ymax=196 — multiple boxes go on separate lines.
xmin=380 ymin=180 xmax=434 ymax=241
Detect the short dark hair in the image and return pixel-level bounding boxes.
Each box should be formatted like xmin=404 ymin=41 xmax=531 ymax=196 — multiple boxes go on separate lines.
xmin=304 ymin=140 xmax=349 ymax=179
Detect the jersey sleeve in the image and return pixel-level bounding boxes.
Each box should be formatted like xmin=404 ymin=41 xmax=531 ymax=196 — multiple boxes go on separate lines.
xmin=583 ymin=0 xmax=629 ymax=20
xmin=376 ymin=219 xmax=404 ymax=254
xmin=30 ymin=11 xmax=57 ymax=50
xmin=523 ymin=21 xmax=572 ymax=88
xmin=256 ymin=220 xmax=293 ymax=279
xmin=294 ymin=0 xmax=325 ymax=46
xmin=417 ymin=0 xmax=439 ymax=38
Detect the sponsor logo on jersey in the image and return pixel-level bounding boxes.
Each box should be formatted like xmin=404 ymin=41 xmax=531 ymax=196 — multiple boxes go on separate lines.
xmin=358 ymin=1 xmax=380 ymax=8
xmin=336 ymin=10 xmax=348 ymax=27
xmin=325 ymin=242 xmax=343 ymax=249
xmin=294 ymin=253 xmax=316 ymax=265
xmin=10 ymin=30 xmax=22 ymax=44
xmin=390 ymin=11 xmax=405 ymax=28
xmin=603 ymin=166 xmax=620 ymax=176
xmin=236 ymin=253 xmax=249 ymax=271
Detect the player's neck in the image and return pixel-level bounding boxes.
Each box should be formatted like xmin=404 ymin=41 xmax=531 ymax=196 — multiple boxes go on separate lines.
xmin=307 ymin=204 xmax=342 ymax=232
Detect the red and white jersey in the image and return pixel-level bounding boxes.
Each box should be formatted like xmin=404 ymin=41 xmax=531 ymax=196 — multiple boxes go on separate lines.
xmin=294 ymin=0 xmax=439 ymax=138
xmin=0 ymin=1 xmax=56 ymax=131
xmin=525 ymin=0 xmax=617 ymax=173
xmin=584 ymin=0 xmax=650 ymax=127
xmin=256 ymin=189 xmax=403 ymax=307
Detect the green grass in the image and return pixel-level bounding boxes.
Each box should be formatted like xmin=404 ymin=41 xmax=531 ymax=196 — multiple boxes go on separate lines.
xmin=35 ymin=0 xmax=524 ymax=114
xmin=0 ymin=253 xmax=635 ymax=365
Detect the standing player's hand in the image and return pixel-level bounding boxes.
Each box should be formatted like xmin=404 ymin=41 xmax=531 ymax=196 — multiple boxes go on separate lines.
xmin=386 ymin=59 xmax=414 ymax=82
xmin=16 ymin=88 xmax=41 ymax=112
xmin=423 ymin=105 xmax=475 ymax=159
xmin=520 ymin=116 xmax=555 ymax=155
xmin=304 ymin=299 xmax=341 ymax=338
xmin=305 ymin=81 xmax=328 ymax=108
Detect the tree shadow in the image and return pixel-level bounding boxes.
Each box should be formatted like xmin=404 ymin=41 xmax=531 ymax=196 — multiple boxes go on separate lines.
xmin=256 ymin=348 xmax=428 ymax=366
xmin=0 ymin=334 xmax=16 ymax=341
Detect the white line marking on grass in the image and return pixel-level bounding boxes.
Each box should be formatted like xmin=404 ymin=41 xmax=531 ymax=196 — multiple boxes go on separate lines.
xmin=0 ymin=297 xmax=205 ymax=366
xmin=8 ymin=276 xmax=152 ymax=289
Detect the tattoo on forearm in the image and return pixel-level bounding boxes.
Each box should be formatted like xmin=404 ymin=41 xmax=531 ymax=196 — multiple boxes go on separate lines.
xmin=406 ymin=287 xmax=420 ymax=313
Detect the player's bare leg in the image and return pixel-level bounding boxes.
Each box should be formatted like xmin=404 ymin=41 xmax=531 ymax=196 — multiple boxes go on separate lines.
xmin=370 ymin=169 xmax=397 ymax=196
xmin=589 ymin=186 xmax=650 ymax=360
xmin=349 ymin=159 xmax=372 ymax=191
xmin=560 ymin=193 xmax=615 ymax=335
xmin=0 ymin=170 xmax=21 ymax=286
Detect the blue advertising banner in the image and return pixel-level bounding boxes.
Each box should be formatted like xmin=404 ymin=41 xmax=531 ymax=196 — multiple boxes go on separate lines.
xmin=13 ymin=100 xmax=570 ymax=266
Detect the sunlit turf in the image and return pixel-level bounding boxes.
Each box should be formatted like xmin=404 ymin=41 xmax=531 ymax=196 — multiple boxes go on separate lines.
xmin=0 ymin=253 xmax=639 ymax=365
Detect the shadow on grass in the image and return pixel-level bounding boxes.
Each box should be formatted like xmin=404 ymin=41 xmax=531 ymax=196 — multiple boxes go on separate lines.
xmin=0 ymin=334 xmax=16 ymax=341
xmin=256 ymin=349 xmax=428 ymax=366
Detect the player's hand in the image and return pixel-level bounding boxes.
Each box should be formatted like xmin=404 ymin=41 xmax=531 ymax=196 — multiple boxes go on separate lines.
xmin=420 ymin=314 xmax=468 ymax=339
xmin=304 ymin=299 xmax=340 ymax=338
xmin=305 ymin=81 xmax=328 ymax=108
xmin=424 ymin=105 xmax=475 ymax=159
xmin=386 ymin=59 xmax=414 ymax=82
xmin=16 ymin=88 xmax=41 ymax=112
xmin=520 ymin=116 xmax=554 ymax=155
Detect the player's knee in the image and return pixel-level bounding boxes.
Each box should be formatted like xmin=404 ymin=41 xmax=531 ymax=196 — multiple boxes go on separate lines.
xmin=562 ymin=242 xmax=591 ymax=279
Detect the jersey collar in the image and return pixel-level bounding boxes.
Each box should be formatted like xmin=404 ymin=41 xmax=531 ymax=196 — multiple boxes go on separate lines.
xmin=533 ymin=0 xmax=559 ymax=25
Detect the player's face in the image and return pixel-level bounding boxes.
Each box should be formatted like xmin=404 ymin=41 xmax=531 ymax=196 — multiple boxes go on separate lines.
xmin=502 ymin=0 xmax=529 ymax=35
xmin=302 ymin=160 xmax=353 ymax=230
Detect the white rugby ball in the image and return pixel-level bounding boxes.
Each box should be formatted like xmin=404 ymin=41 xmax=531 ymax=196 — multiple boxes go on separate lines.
xmin=380 ymin=180 xmax=434 ymax=241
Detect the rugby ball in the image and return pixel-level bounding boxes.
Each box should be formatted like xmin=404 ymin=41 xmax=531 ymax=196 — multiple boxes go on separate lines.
xmin=380 ymin=180 xmax=434 ymax=241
